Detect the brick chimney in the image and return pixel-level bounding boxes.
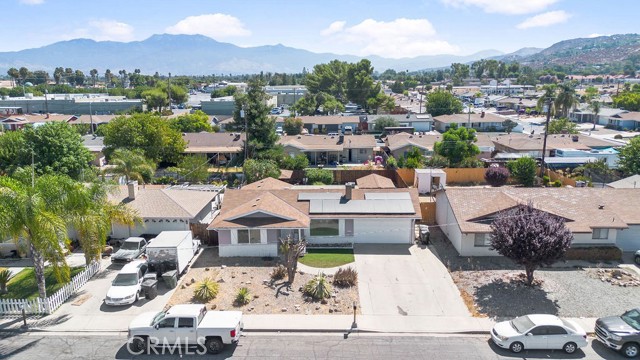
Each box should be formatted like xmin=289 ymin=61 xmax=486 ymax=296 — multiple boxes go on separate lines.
xmin=345 ymin=182 xmax=355 ymax=201
xmin=127 ymin=181 xmax=138 ymax=200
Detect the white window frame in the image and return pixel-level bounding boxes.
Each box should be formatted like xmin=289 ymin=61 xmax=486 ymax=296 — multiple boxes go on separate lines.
xmin=235 ymin=229 xmax=262 ymax=244
xmin=592 ymin=228 xmax=609 ymax=240
xmin=474 ymin=233 xmax=491 ymax=247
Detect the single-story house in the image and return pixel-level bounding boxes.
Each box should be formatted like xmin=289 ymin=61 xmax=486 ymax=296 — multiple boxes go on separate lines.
xmin=81 ymin=135 xmax=106 ymax=167
xmin=569 ymin=107 xmax=627 ymax=125
xmin=495 ymin=97 xmax=538 ymax=111
xmin=433 ymin=112 xmax=506 ymax=132
xmin=297 ymin=115 xmax=363 ymax=134
xmin=607 ymin=111 xmax=640 ymax=130
xmin=367 ymin=114 xmax=434 ymax=132
xmin=0 ymin=114 xmax=78 ymax=131
xmin=209 ymin=181 xmax=422 ymax=257
xmin=70 ymin=114 xmax=118 ymax=133
xmin=490 ymin=132 xmax=619 ymax=158
xmin=278 ymin=134 xmax=376 ymax=165
xmin=436 ymin=187 xmax=640 ymax=256
xmin=385 ymin=132 xmax=494 ymax=159
xmin=355 ymin=173 xmax=395 ymax=189
xmin=554 ymin=147 xmax=619 ymax=169
xmin=182 ymin=132 xmax=245 ymax=165
xmin=108 ymin=182 xmax=220 ymax=239
xmin=607 ymin=175 xmax=640 ymax=189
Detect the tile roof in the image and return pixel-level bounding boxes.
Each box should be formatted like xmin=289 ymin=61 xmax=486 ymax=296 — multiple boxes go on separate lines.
xmin=490 ymin=132 xmax=618 ymax=151
xmin=434 ymin=112 xmax=504 ymax=124
xmin=443 ymin=187 xmax=640 ymax=234
xmin=182 ymin=132 xmax=245 ymax=153
xmin=356 ymin=174 xmax=395 ymax=189
xmin=242 ymin=177 xmax=291 ymax=190
xmin=108 ymin=185 xmax=217 ymax=219
xmin=278 ymin=134 xmax=376 ymax=151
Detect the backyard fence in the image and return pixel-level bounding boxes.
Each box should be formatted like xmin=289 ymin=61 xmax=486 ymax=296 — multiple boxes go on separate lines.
xmin=0 ymin=261 xmax=101 ymax=315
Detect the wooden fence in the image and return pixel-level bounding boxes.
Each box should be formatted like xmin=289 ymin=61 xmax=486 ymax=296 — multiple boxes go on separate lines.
xmin=191 ymin=223 xmax=218 ymax=246
xmin=419 ymin=202 xmax=437 ymax=224
xmin=0 ymin=261 xmax=100 ymax=315
xmin=443 ymin=168 xmax=487 ymax=184
xmin=543 ymin=169 xmax=577 ymax=187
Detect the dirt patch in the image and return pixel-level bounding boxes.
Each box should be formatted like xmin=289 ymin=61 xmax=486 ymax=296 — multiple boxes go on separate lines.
xmin=167 ymin=248 xmax=359 ymax=315
xmin=71 ymin=293 xmax=92 ymax=306
xmin=587 ymin=268 xmax=640 ymax=287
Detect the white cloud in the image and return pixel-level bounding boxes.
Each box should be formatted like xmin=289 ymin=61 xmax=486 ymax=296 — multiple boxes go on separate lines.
xmin=63 ymin=19 xmax=135 ymax=42
xmin=321 ymin=21 xmax=346 ymax=36
xmin=321 ymin=18 xmax=459 ymax=58
xmin=441 ymin=0 xmax=558 ymax=15
xmin=165 ymin=14 xmax=251 ymax=40
xmin=19 ymin=0 xmax=44 ymax=5
xmin=587 ymin=33 xmax=605 ymax=38
xmin=516 ymin=10 xmax=571 ymax=29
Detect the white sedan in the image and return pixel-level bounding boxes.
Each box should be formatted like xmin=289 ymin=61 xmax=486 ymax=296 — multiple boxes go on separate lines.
xmin=491 ymin=314 xmax=588 ymax=354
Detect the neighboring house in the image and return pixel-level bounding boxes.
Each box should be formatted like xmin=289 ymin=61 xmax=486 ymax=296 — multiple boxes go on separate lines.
xmin=385 ymin=132 xmax=494 ymax=159
xmin=108 ymin=182 xmax=220 ymax=239
xmin=298 ymin=115 xmax=363 ymax=134
xmin=278 ymin=134 xmax=376 ymax=165
xmin=209 ymin=181 xmax=422 ymax=257
xmin=490 ymin=133 xmax=619 ymax=158
xmin=367 ymin=114 xmax=434 ymax=132
xmin=433 ymin=112 xmax=505 ymax=132
xmin=607 ymin=175 xmax=640 ymax=189
xmin=200 ymin=95 xmax=277 ymax=116
xmin=355 ymin=173 xmax=395 ymax=189
xmin=554 ymin=147 xmax=619 ymax=169
xmin=70 ymin=114 xmax=118 ymax=133
xmin=181 ymin=132 xmax=245 ymax=166
xmin=0 ymin=114 xmax=78 ymax=131
xmin=607 ymin=111 xmax=640 ymax=130
xmin=569 ymin=107 xmax=627 ymax=125
xmin=81 ymin=135 xmax=106 ymax=167
xmin=436 ymin=187 xmax=640 ymax=255
xmin=495 ymin=97 xmax=537 ymax=111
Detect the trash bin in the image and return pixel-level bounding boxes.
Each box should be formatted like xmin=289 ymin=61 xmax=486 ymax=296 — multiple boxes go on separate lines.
xmin=162 ymin=270 xmax=178 ymax=289
xmin=142 ymin=279 xmax=158 ymax=300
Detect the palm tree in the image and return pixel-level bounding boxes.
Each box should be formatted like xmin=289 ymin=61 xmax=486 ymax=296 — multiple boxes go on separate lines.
xmin=554 ymin=83 xmax=577 ymax=118
xmin=590 ymin=100 xmax=601 ymax=131
xmin=537 ymin=84 xmax=556 ymax=116
xmin=0 ymin=175 xmax=71 ymax=299
xmin=7 ymin=68 xmax=19 ymax=87
xmin=109 ymin=149 xmax=156 ymax=184
xmin=90 ymin=69 xmax=98 ymax=87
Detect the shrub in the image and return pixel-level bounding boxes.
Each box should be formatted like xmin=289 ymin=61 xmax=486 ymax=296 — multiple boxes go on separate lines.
xmin=270 ymin=264 xmax=287 ymax=281
xmin=564 ymin=246 xmax=622 ymax=261
xmin=458 ymin=157 xmax=484 ymax=168
xmin=304 ymin=273 xmax=332 ymax=300
xmin=333 ymin=267 xmax=358 ymax=287
xmin=542 ymin=175 xmax=551 ymax=185
xmin=507 ymin=157 xmax=537 ymax=187
xmin=484 ymin=167 xmax=510 ymax=187
xmin=0 ymin=268 xmax=11 ymax=294
xmin=424 ymin=154 xmax=449 ymax=168
xmin=553 ymin=180 xmax=562 ymax=187
xmin=193 ymin=278 xmax=219 ymax=302
xmin=385 ymin=156 xmax=397 ymax=169
xmin=305 ymin=168 xmax=333 ymax=185
xmin=614 ymin=134 xmax=623 ymax=139
xmin=235 ymin=287 xmax=251 ymax=306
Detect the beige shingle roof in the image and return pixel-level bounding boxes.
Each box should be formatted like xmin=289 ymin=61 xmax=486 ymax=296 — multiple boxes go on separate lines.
xmin=434 ymin=112 xmax=504 ymax=124
xmin=242 ymin=177 xmax=291 ymax=190
xmin=182 ymin=132 xmax=245 ymax=153
xmin=386 ymin=132 xmax=494 ymax=152
xmin=356 ymin=174 xmax=395 ymax=189
xmin=109 ymin=186 xmax=216 ymax=219
xmin=298 ymin=115 xmax=361 ymax=125
xmin=490 ymin=133 xmax=618 ymax=152
xmin=278 ymin=134 xmax=375 ymax=151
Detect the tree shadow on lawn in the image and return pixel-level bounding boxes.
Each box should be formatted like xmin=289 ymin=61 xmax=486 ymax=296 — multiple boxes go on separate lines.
xmin=475 ymin=278 xmax=559 ymax=319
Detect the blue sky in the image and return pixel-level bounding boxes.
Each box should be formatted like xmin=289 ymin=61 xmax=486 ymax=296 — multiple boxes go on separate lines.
xmin=4 ymin=0 xmax=639 ymax=58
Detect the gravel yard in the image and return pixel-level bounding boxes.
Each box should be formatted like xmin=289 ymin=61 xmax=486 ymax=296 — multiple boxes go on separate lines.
xmin=429 ymin=227 xmax=640 ymax=319
xmin=167 ymin=248 xmax=359 ymax=315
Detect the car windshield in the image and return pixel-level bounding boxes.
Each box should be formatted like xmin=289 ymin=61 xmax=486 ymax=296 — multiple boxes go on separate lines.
xmin=152 ymin=311 xmax=166 ymax=326
xmin=120 ymin=242 xmax=140 ymax=250
xmin=511 ymin=315 xmax=535 ymax=334
xmin=112 ymin=273 xmax=138 ymax=286
xmin=622 ymin=309 xmax=640 ymax=330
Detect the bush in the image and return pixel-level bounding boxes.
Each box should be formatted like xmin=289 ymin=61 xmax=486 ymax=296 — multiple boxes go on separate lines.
xmin=333 ymin=267 xmax=358 ymax=287
xmin=458 ymin=157 xmax=484 ymax=168
xmin=564 ymin=246 xmax=622 ymax=261
xmin=270 ymin=264 xmax=287 ymax=281
xmin=542 ymin=175 xmax=551 ymax=185
xmin=193 ymin=278 xmax=219 ymax=302
xmin=282 ymin=154 xmax=309 ymax=170
xmin=304 ymin=273 xmax=332 ymax=300
xmin=484 ymin=167 xmax=509 ymax=186
xmin=552 ymin=180 xmax=562 ymax=187
xmin=614 ymin=134 xmax=623 ymax=139
xmin=0 ymin=268 xmax=11 ymax=294
xmin=235 ymin=287 xmax=251 ymax=306
xmin=385 ymin=156 xmax=397 ymax=169
xmin=305 ymin=168 xmax=333 ymax=185
xmin=507 ymin=157 xmax=537 ymax=187
xmin=424 ymin=154 xmax=449 ymax=168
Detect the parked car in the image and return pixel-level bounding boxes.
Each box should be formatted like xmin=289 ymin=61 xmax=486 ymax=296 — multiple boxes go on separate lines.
xmin=595 ymin=308 xmax=640 ymax=358
xmin=491 ymin=314 xmax=587 ymax=354
xmin=343 ymin=125 xmax=353 ymax=135
xmin=127 ymin=304 xmax=243 ymax=354
xmin=111 ymin=237 xmax=148 ymax=264
xmin=270 ymin=107 xmax=281 ymax=115
xmin=105 ymin=260 xmax=148 ymax=306
xmin=634 ymin=250 xmax=640 ymax=265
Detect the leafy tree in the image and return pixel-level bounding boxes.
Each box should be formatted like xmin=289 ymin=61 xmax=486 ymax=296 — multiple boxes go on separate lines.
xmin=618 ymin=137 xmax=640 ymax=176
xmin=484 ymin=166 xmax=510 ymax=186
xmin=89 ymin=69 xmax=98 ymax=86
xmin=23 ymin=122 xmax=93 ymax=180
xmin=7 ymin=68 xmax=19 ymax=87
xmin=584 ymin=86 xmax=598 ymax=102
xmin=304 ymin=60 xmax=348 ymax=102
xmin=283 ymin=117 xmax=303 ymax=135
xmin=304 ymin=168 xmax=333 ymax=185
xmin=169 ymin=110 xmax=213 ymax=133
xmin=282 ymin=154 xmax=309 ymax=170
xmin=458 ymin=157 xmax=484 ymax=168
xmin=103 ymin=113 xmax=186 ymax=163
xmin=502 ymin=119 xmax=517 ymax=134
xmin=346 ymin=59 xmax=381 ymax=109
xmin=450 ymin=63 xmax=470 ymax=86
xmin=547 ymin=117 xmax=577 ymax=134
xmin=0 ymin=131 xmax=27 ymax=175
xmin=374 ymin=116 xmax=400 ymax=132
xmin=108 ymin=149 xmax=156 ymax=184
xmin=367 ymin=92 xmax=396 ymax=114
xmin=424 ymin=154 xmax=449 ymax=168
xmin=433 ymin=124 xmax=480 ymax=166
xmin=401 ymin=147 xmax=425 ymax=169
xmin=613 ymin=91 xmax=640 ymax=111
xmin=390 ymin=80 xmax=404 ymax=94
xmin=590 ymin=100 xmax=601 ymax=131
xmin=490 ymin=203 xmax=573 ymax=285
xmin=142 ymin=88 xmax=169 ymax=111
xmin=169 ymin=155 xmax=210 ymax=183
xmin=507 ymin=157 xmax=537 ymax=187
xmin=243 ymin=159 xmax=280 ymax=183
xmin=232 ymin=79 xmax=279 ymax=158
xmin=426 ymin=90 xmax=463 ymax=117
xmin=210 ymin=85 xmax=237 ymax=98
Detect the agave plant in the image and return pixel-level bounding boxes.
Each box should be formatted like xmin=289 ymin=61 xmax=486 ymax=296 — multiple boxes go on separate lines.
xmin=193 ymin=278 xmax=219 ymax=302
xmin=304 ymin=273 xmax=332 ymax=301
xmin=0 ymin=268 xmax=11 ymax=294
xmin=235 ymin=287 xmax=251 ymax=306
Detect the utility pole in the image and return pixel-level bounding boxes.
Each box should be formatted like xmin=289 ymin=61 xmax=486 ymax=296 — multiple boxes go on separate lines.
xmin=419 ymin=92 xmax=423 ymax=114
xmin=241 ymin=106 xmax=248 ymax=160
xmin=467 ymin=104 xmax=472 ymax=127
xmin=44 ymin=89 xmax=49 ymax=114
xmin=31 ymin=149 xmax=35 ymax=188
xmin=89 ymin=101 xmax=94 ymax=136
xmin=539 ymin=97 xmax=553 ymax=178
xmin=168 ymin=72 xmax=172 ymax=109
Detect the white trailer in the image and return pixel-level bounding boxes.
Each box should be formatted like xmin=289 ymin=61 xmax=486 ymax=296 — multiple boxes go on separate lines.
xmin=146 ymin=231 xmax=200 ymax=276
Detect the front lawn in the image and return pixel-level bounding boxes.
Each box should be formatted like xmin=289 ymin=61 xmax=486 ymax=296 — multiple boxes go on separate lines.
xmin=299 ymin=249 xmax=355 ymax=268
xmin=1 ymin=267 xmax=84 ymax=299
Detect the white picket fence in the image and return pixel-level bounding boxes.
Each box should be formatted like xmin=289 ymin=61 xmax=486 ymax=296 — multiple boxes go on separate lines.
xmin=0 ymin=261 xmax=101 ymax=315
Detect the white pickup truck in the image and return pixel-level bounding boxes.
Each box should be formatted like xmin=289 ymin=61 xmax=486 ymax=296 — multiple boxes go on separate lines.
xmin=127 ymin=304 xmax=243 ymax=354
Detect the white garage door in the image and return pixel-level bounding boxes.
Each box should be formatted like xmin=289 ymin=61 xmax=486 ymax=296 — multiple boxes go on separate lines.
xmin=617 ymin=226 xmax=640 ymax=251
xmin=351 ymin=218 xmax=412 ymax=244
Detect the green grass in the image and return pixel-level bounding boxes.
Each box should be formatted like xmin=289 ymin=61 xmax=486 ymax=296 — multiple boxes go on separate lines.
xmin=298 ymin=249 xmax=355 ymax=268
xmin=1 ymin=267 xmax=84 ymax=300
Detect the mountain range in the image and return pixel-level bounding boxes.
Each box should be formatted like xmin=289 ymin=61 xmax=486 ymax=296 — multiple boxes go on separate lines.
xmin=0 ymin=33 xmax=637 ymax=75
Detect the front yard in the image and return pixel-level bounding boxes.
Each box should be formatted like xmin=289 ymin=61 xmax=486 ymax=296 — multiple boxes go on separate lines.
xmin=1 ymin=267 xmax=84 ymax=299
xmin=430 ymin=227 xmax=640 ymax=318
xmin=167 ymin=248 xmax=359 ymax=314
xmin=298 ymin=249 xmax=354 ymax=268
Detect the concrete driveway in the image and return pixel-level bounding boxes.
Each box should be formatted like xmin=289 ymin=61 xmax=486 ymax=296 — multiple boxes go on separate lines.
xmin=355 ymin=244 xmax=469 ymax=317
xmin=33 ymin=260 xmax=176 ymax=332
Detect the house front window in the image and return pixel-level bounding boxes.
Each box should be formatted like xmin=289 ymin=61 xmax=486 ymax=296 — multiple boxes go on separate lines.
xmin=310 ymin=219 xmax=339 ymax=236
xmin=592 ymin=228 xmax=609 ymax=240
xmin=474 ymin=233 xmax=491 ymax=247
xmin=278 ymin=229 xmax=300 ymax=240
xmin=237 ymin=229 xmax=261 ymax=244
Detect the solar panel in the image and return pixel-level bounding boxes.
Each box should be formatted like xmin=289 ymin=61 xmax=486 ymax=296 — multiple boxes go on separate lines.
xmin=298 ymin=193 xmax=343 ymax=201
xmin=364 ymin=192 xmax=411 ymax=200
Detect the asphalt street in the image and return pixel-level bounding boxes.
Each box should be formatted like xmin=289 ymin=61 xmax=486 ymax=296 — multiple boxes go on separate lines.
xmin=0 ymin=333 xmax=626 ymax=360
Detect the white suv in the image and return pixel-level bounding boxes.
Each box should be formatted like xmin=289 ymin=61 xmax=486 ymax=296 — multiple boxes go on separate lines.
xmin=105 ymin=260 xmax=148 ymax=306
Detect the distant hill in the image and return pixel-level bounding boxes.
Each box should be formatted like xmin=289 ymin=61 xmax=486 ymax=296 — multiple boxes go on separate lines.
xmin=0 ymin=34 xmax=502 ymax=75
